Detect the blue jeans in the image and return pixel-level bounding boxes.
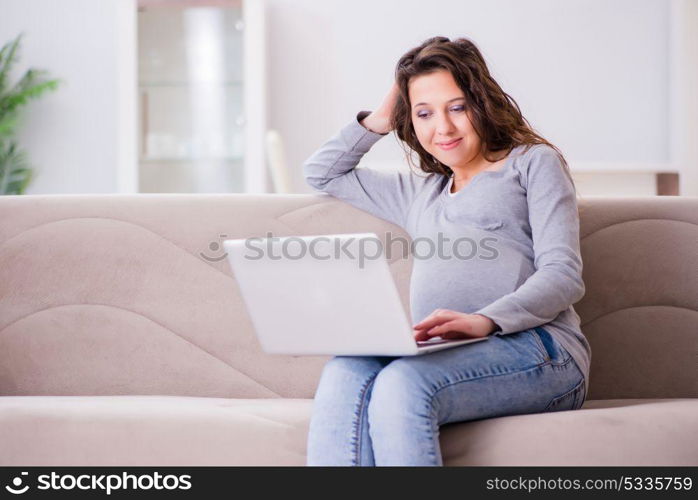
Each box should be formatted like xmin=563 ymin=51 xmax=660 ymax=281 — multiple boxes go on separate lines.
xmin=306 ymin=327 xmax=586 ymax=466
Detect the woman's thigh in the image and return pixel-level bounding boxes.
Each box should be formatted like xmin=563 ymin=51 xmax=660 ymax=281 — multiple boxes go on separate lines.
xmin=371 ymin=327 xmax=585 ymax=425
xmin=311 ymin=355 xmax=397 ymax=405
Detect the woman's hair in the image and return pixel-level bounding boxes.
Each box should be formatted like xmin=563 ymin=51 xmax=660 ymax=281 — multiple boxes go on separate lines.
xmin=391 ymin=36 xmax=571 ymax=182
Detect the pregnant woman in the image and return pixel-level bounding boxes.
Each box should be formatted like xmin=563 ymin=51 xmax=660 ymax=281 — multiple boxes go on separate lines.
xmin=303 ymin=36 xmax=591 ymax=466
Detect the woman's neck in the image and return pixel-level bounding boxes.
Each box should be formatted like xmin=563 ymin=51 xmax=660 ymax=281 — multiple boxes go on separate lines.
xmin=449 ymin=150 xmax=509 ymax=193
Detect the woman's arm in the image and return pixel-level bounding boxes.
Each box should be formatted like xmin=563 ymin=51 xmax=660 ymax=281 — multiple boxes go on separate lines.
xmin=302 ymin=110 xmax=428 ymax=229
xmin=473 ymin=145 xmax=585 ymax=334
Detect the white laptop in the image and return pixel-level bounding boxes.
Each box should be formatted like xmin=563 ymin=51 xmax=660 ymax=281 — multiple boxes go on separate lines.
xmin=223 ymin=232 xmax=490 ymax=356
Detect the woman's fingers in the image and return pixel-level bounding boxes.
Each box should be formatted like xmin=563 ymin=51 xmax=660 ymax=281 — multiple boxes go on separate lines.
xmin=413 ymin=329 xmax=432 ymax=341
xmin=414 ymin=320 xmax=457 ymax=339
xmin=426 ymin=320 xmax=458 ymax=336
xmin=369 ymin=81 xmax=401 ymax=133
xmin=413 ymin=309 xmax=477 ymax=341
xmin=417 ymin=317 xmax=479 ymax=339
xmin=413 ymin=309 xmax=455 ymax=331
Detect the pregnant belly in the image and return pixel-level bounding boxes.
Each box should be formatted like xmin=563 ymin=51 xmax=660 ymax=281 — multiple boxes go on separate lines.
xmin=408 ymin=235 xmax=534 ymax=324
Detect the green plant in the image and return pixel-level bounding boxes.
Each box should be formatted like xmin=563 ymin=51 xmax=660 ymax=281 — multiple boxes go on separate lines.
xmin=0 ymin=32 xmax=61 ymax=195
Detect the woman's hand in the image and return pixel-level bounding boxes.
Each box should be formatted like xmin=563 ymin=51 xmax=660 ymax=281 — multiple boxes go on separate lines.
xmin=413 ymin=309 xmax=498 ymax=340
xmin=360 ymin=81 xmax=400 ymax=135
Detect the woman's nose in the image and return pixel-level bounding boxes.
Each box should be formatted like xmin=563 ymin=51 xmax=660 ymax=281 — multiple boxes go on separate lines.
xmin=435 ymin=115 xmax=456 ymax=135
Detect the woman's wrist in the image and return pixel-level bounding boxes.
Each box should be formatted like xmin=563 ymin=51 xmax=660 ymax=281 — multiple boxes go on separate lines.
xmin=475 ymin=314 xmax=499 ymax=335
xmin=360 ymin=111 xmax=391 ymax=135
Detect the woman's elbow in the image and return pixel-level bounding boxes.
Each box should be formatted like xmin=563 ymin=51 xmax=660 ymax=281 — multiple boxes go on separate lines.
xmin=571 ymin=276 xmax=586 ymax=304
xmin=542 ymin=260 xmax=585 ymax=304
xmin=551 ymin=265 xmax=585 ymax=305
xmin=302 ymin=163 xmax=328 ymax=191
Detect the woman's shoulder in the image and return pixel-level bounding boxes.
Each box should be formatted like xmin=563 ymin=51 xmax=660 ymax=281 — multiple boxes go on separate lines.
xmin=511 ymin=143 xmax=566 ymax=172
xmin=515 ymin=143 xmax=560 ymax=161
xmin=511 ymin=143 xmax=570 ymax=188
xmin=405 ymin=169 xmax=441 ymax=186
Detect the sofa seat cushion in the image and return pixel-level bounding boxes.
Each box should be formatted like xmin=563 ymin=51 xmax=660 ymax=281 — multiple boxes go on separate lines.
xmin=0 ymin=396 xmax=311 ymax=466
xmin=1 ymin=396 xmax=696 ymax=466
xmin=441 ymin=398 xmax=698 ymax=466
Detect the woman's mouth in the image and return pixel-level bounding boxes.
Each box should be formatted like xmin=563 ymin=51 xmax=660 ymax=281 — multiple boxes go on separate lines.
xmin=436 ymin=138 xmax=462 ymax=150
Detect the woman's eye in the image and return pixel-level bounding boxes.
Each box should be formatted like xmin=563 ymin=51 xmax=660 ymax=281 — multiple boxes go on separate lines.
xmin=416 ymin=106 xmax=464 ymax=119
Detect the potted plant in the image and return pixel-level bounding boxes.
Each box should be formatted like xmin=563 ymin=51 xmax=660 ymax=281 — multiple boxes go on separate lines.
xmin=0 ymin=32 xmax=61 ymax=195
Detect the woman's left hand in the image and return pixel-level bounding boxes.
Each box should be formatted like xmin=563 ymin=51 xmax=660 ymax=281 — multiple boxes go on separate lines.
xmin=413 ymin=309 xmax=498 ymax=340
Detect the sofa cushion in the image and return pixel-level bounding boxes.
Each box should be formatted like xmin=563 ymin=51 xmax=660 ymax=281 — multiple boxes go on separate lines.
xmin=0 ymin=396 xmax=310 ymax=466
xmin=441 ymin=398 xmax=698 ymax=466
xmin=1 ymin=396 xmax=696 ymax=466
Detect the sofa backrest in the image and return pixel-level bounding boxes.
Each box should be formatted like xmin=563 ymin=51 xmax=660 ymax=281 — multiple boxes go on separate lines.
xmin=575 ymin=197 xmax=697 ymax=399
xmin=0 ymin=194 xmax=696 ymax=400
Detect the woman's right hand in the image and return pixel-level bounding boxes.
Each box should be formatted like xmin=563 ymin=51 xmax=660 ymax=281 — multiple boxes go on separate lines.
xmin=360 ymin=81 xmax=400 ymax=135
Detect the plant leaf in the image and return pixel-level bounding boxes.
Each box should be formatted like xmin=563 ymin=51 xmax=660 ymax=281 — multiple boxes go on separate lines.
xmin=0 ymin=111 xmax=19 ymax=137
xmin=0 ymin=69 xmax=61 ymax=115
xmin=0 ymin=139 xmax=32 ymax=195
xmin=0 ymin=33 xmax=23 ymax=96
xmin=0 ymin=33 xmax=58 ymax=195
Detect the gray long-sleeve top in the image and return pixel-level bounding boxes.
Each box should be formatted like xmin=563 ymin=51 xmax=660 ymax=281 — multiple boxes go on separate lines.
xmin=303 ymin=111 xmax=591 ymax=399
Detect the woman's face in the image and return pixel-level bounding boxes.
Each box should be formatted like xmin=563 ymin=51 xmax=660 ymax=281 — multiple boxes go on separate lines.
xmin=408 ymin=69 xmax=483 ymax=171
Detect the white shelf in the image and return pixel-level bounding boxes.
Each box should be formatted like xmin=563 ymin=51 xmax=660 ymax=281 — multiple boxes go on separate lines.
xmin=136 ymin=1 xmax=266 ymax=193
xmin=569 ymin=162 xmax=678 ymax=173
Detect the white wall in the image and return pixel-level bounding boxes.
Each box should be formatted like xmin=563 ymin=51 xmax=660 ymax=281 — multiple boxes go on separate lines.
xmin=0 ymin=0 xmax=136 ymax=194
xmin=266 ymin=0 xmax=689 ymax=196
xmin=1 ymin=0 xmax=694 ymax=196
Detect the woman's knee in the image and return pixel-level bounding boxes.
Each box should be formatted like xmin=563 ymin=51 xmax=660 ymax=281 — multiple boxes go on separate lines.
xmin=368 ymin=358 xmax=435 ymax=418
xmin=316 ymin=356 xmax=392 ymax=393
xmin=325 ymin=355 xmax=391 ymax=376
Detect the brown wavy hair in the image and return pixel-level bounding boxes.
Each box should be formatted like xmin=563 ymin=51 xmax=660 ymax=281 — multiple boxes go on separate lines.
xmin=391 ymin=36 xmax=571 ymax=183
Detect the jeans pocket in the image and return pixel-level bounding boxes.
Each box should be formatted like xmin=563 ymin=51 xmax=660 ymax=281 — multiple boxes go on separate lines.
xmin=529 ymin=328 xmax=551 ymax=361
xmin=533 ymin=327 xmax=573 ymax=366
xmin=543 ymin=377 xmax=585 ymax=412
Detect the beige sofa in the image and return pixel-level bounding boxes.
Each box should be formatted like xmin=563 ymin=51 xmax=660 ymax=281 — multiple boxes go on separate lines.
xmin=0 ymin=194 xmax=696 ymax=466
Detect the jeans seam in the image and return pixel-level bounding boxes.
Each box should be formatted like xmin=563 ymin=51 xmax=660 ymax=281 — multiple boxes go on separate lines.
xmin=352 ymin=371 xmax=380 ymax=466
xmin=430 ymin=359 xmax=549 ymax=399
xmin=546 ymin=354 xmax=574 ymax=370
xmin=422 ymin=400 xmax=441 ymax=465
xmin=543 ymin=375 xmax=585 ymax=412
xmin=571 ymin=378 xmax=586 ymax=410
